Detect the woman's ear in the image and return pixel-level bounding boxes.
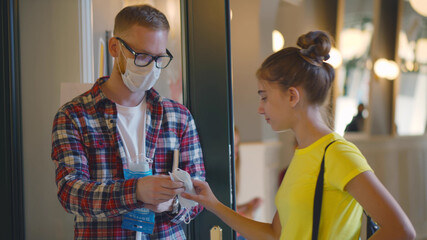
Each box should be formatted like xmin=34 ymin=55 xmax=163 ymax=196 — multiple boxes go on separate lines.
xmin=287 ymin=87 xmax=300 ymax=107
xmin=108 ymin=37 xmax=120 ymax=58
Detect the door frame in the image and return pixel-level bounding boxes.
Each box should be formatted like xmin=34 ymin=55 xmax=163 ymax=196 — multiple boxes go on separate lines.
xmin=0 ymin=0 xmax=25 ymax=239
xmin=181 ymin=0 xmax=236 ymax=239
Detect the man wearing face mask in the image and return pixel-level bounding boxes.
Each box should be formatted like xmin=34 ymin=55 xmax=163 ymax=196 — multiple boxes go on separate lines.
xmin=51 ymin=4 xmax=205 ymax=240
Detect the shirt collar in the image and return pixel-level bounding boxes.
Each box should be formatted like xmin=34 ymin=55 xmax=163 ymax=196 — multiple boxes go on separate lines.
xmin=91 ymin=77 xmax=162 ymax=108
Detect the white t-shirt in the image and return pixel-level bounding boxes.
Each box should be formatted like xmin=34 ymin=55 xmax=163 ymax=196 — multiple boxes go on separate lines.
xmin=117 ymin=97 xmax=152 ymax=239
xmin=116 ymin=96 xmax=147 ymax=163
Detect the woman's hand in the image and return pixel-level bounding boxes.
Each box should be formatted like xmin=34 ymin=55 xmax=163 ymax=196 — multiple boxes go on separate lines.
xmin=183 ymin=179 xmax=281 ymax=240
xmin=237 ymin=197 xmax=262 ymax=218
xmin=181 ymin=179 xmax=220 ymax=212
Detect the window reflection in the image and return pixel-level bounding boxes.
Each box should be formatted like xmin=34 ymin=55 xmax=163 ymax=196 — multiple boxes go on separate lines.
xmin=395 ymin=0 xmax=427 ymax=136
xmin=335 ymin=0 xmax=374 ymax=135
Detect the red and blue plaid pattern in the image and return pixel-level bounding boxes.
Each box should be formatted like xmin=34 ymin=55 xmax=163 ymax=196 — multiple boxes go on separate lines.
xmin=52 ymin=77 xmax=205 ymax=239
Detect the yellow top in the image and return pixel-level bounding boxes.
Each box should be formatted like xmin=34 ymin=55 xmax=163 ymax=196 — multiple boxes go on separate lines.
xmin=275 ymin=132 xmax=372 ymax=240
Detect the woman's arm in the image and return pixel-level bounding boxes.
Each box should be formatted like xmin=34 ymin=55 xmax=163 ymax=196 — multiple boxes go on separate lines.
xmin=345 ymin=171 xmax=416 ymax=240
xmin=182 ymin=179 xmax=281 ymax=240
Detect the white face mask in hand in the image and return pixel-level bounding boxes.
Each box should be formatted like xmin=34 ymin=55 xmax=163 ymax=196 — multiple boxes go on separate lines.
xmin=118 ymin=45 xmax=161 ymax=93
xmin=169 ymin=169 xmax=199 ymax=224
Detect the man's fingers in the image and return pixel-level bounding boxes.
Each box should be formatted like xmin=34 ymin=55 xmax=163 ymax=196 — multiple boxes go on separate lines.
xmin=149 ymin=196 xmax=174 ymax=204
xmin=156 ymin=181 xmax=185 ymax=195
xmin=144 ymin=203 xmax=165 ymax=212
xmin=136 ymin=175 xmax=190 ymax=204
xmin=144 ymin=204 xmax=157 ymax=212
xmin=149 ymin=186 xmax=183 ymax=201
xmin=156 ymin=188 xmax=183 ymax=199
xmin=151 ymin=175 xmax=184 ymax=189
xmin=162 ymin=180 xmax=184 ymax=189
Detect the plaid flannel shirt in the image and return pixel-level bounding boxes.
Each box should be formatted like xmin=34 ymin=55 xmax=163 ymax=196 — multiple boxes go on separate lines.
xmin=52 ymin=77 xmax=205 ymax=239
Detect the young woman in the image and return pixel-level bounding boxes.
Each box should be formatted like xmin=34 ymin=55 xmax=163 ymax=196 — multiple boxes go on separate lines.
xmin=182 ymin=31 xmax=416 ymax=240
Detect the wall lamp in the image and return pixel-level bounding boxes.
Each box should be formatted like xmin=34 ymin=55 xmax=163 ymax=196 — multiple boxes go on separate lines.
xmin=409 ymin=0 xmax=427 ymax=17
xmin=272 ymin=30 xmax=285 ymax=52
xmin=373 ymin=58 xmax=400 ymax=80
xmin=325 ymin=47 xmax=343 ymax=69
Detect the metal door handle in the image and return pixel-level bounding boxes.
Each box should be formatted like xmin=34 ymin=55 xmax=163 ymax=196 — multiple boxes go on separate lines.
xmin=210 ymin=225 xmax=223 ymax=240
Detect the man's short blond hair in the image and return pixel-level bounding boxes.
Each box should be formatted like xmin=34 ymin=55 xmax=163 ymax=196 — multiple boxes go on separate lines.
xmin=113 ymin=4 xmax=170 ymax=36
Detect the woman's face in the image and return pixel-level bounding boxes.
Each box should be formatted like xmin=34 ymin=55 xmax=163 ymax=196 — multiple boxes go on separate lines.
xmin=257 ymin=80 xmax=294 ymax=132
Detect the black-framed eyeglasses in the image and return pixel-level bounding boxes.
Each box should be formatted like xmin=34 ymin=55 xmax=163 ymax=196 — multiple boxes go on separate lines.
xmin=116 ymin=37 xmax=173 ymax=69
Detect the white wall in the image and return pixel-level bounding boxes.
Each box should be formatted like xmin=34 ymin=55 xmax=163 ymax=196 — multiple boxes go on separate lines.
xmin=230 ymin=0 xmax=265 ymax=142
xmin=238 ymin=141 xmax=282 ymax=222
xmin=348 ymin=134 xmax=427 ymax=239
xmin=20 ymin=0 xmax=80 ymax=238
xmin=92 ymin=0 xmax=123 ymax=79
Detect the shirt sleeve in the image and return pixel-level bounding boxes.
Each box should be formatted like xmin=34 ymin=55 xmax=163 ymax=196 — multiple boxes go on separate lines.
xmin=52 ymin=109 xmax=143 ymax=218
xmin=168 ymin=110 xmax=205 ymax=224
xmin=325 ymin=141 xmax=373 ymax=191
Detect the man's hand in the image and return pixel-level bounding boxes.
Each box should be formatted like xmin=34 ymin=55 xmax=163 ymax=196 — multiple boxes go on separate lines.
xmin=136 ymin=175 xmax=184 ymax=205
xmin=144 ymin=198 xmax=174 ymax=213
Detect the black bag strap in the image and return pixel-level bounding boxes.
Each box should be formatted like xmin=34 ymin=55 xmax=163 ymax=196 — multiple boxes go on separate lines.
xmin=365 ymin=210 xmax=380 ymax=238
xmin=312 ymin=140 xmax=337 ymax=240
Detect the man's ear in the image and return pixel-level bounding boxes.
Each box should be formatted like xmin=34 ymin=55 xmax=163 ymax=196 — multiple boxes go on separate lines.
xmin=108 ymin=37 xmax=120 ymax=58
xmin=287 ymin=87 xmax=300 ymax=107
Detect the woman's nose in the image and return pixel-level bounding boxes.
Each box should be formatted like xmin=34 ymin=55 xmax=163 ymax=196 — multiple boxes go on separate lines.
xmin=258 ymin=103 xmax=264 ymax=115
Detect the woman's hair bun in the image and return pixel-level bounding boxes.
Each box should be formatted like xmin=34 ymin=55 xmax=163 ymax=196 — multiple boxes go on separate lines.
xmin=297 ymin=31 xmax=332 ymax=64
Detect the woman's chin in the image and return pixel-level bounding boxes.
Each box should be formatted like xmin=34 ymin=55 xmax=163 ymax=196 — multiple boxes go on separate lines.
xmin=274 ymin=129 xmax=290 ymax=133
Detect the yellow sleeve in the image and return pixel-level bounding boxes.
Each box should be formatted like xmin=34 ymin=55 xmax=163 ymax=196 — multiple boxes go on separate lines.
xmin=325 ymin=141 xmax=373 ymax=191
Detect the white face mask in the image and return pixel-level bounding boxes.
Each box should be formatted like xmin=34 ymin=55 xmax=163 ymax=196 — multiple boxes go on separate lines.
xmin=118 ymin=45 xmax=161 ymax=92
